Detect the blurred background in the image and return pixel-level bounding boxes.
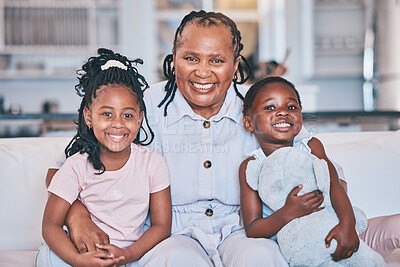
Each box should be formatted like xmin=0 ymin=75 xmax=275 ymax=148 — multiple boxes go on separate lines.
xmin=0 ymin=0 xmax=399 ymax=137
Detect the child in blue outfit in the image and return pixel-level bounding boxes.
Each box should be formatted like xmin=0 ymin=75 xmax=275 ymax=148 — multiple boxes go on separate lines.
xmin=239 ymin=76 xmax=385 ymax=265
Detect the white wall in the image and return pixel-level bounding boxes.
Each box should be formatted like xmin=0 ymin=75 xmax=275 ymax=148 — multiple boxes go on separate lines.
xmin=376 ymin=0 xmax=400 ymax=111
xmin=284 ymin=0 xmax=365 ymax=111
xmin=0 ymin=0 xmax=394 ymax=114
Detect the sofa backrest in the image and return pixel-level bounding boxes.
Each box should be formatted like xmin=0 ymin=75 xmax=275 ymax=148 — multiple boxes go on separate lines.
xmin=0 ymin=137 xmax=70 ymax=250
xmin=317 ymin=130 xmax=400 ymax=219
xmin=0 ymin=131 xmax=399 ymax=251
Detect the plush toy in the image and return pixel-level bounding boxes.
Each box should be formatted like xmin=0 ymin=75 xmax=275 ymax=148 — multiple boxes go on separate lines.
xmin=246 ymin=147 xmax=385 ymax=266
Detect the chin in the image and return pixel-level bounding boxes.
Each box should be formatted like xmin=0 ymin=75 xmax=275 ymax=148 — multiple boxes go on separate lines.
xmin=104 ymin=143 xmax=131 ymax=153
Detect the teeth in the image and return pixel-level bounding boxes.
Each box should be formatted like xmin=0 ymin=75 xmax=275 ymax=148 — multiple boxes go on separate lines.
xmin=273 ymin=123 xmax=291 ymax=128
xmin=192 ymin=82 xmax=214 ymax=90
xmin=108 ymin=134 xmax=125 ymax=139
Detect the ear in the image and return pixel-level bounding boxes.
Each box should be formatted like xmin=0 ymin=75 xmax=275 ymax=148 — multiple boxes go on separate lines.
xmin=233 ymin=55 xmax=241 ymax=79
xmin=172 ymin=49 xmax=176 ymax=71
xmin=138 ymin=111 xmax=144 ymax=126
xmin=243 ymin=115 xmax=254 ymax=132
xmin=83 ymin=107 xmax=92 ymax=129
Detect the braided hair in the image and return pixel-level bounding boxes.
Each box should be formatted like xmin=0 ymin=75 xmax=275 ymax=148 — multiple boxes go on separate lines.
xmin=65 ymin=48 xmax=154 ymax=174
xmin=158 ymin=10 xmax=252 ymax=116
xmin=242 ymin=76 xmax=302 ymax=116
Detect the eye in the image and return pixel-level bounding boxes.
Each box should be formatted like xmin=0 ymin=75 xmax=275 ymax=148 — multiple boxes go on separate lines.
xmin=264 ymin=105 xmax=275 ymax=110
xmin=185 ymin=56 xmax=198 ymax=62
xmin=211 ymin=59 xmax=223 ymax=64
xmin=124 ymin=113 xmax=133 ymax=118
xmin=102 ymin=112 xmax=112 ymax=117
xmin=288 ymin=104 xmax=298 ymax=110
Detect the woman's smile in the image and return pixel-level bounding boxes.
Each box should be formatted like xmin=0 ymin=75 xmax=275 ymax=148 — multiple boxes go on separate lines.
xmin=190 ymin=81 xmax=216 ymax=93
xmin=173 ymin=23 xmax=240 ymax=119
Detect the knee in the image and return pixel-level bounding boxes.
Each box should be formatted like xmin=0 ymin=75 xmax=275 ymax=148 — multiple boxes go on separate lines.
xmin=366 ymin=214 xmax=400 ymax=246
xmin=36 ymin=242 xmax=71 ymax=267
xmin=222 ymin=238 xmax=287 ymax=267
xmin=238 ymin=240 xmax=283 ymax=260
xmin=139 ymin=235 xmax=212 ymax=267
xmin=162 ymin=235 xmax=207 ymax=258
xmin=36 ymin=243 xmax=49 ymax=267
xmin=377 ymin=214 xmax=400 ymax=233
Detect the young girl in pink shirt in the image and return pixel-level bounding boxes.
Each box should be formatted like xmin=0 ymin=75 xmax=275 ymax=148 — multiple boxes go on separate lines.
xmin=36 ymin=48 xmax=171 ymax=267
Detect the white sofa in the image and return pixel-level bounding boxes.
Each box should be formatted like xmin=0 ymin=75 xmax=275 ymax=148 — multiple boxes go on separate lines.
xmin=1 ymin=131 xmax=399 ymax=266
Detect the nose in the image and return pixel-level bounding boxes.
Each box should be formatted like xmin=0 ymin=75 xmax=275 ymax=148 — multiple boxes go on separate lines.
xmin=276 ymin=108 xmax=289 ymax=117
xmin=111 ymin=116 xmax=124 ymax=128
xmin=195 ymin=62 xmax=211 ymax=78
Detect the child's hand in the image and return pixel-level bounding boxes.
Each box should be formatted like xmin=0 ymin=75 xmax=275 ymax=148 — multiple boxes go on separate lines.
xmin=96 ymin=243 xmax=127 ymax=265
xmin=75 ymin=250 xmax=124 ymax=267
xmin=325 ymin=222 xmax=360 ymax=261
xmin=283 ymin=185 xmax=324 ymax=220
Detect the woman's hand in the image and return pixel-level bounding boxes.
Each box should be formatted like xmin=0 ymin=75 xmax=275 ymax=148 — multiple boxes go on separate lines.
xmin=325 ymin=222 xmax=360 ymax=261
xmin=283 ymin=185 xmax=325 ymax=221
xmin=66 ymin=200 xmax=110 ymax=253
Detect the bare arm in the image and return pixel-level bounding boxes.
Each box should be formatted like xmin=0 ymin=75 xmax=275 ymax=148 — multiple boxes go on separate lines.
xmin=309 ymin=137 xmax=359 ymax=261
xmin=45 ymin=169 xmax=58 ymax=188
xmin=239 ymin=158 xmax=324 ymax=238
xmin=96 ymin=186 xmax=172 ymax=264
xmin=42 ymin=194 xmax=122 ymax=266
xmin=340 ymin=180 xmax=348 ymax=194
xmin=45 ymin=168 xmax=110 ymax=253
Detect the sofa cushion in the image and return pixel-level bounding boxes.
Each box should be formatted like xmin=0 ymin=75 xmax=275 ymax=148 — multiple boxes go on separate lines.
xmin=0 ymin=250 xmax=38 ymax=267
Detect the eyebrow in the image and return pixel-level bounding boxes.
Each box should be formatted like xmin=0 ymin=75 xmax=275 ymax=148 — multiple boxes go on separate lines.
xmin=99 ymin=106 xmax=137 ymax=111
xmin=184 ymin=51 xmax=225 ymax=59
xmin=263 ymin=97 xmax=299 ymax=103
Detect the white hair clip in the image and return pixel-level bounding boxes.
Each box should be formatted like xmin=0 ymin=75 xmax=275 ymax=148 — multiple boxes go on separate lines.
xmin=101 ymin=60 xmax=128 ymax=71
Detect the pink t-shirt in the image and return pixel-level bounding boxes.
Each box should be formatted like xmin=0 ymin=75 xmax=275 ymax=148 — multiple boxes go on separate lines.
xmin=48 ymin=143 xmax=170 ymax=248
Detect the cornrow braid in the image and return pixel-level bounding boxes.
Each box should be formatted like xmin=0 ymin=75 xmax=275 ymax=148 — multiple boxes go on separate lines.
xmin=66 ymin=48 xmax=154 ymax=174
xmin=243 ymin=76 xmax=302 ymax=116
xmin=158 ymin=10 xmax=252 ymax=116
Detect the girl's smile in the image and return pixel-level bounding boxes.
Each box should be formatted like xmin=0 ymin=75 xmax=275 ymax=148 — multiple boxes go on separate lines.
xmin=84 ymin=84 xmax=143 ymax=160
xmin=272 ymin=119 xmax=294 ymax=131
xmin=244 ymin=81 xmax=302 ymax=148
xmin=106 ymin=133 xmax=129 ymax=142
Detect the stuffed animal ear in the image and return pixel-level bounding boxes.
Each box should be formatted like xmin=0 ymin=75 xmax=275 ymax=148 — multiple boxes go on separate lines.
xmin=313 ymin=158 xmax=330 ymax=197
xmin=245 ymin=159 xmax=263 ymax=191
xmin=353 ymin=206 xmax=368 ymax=234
